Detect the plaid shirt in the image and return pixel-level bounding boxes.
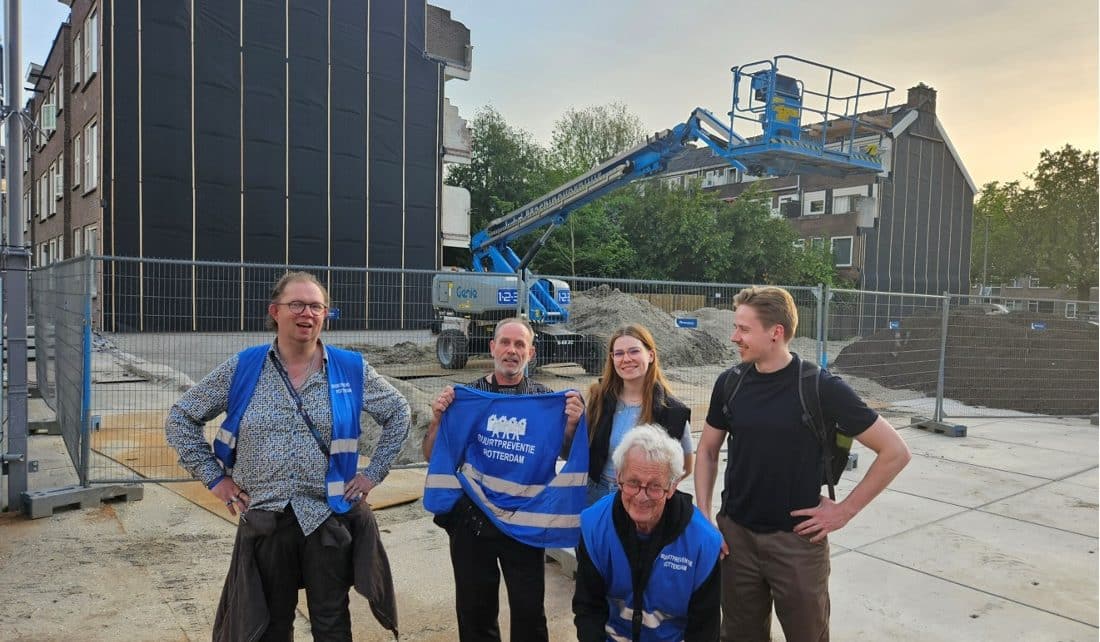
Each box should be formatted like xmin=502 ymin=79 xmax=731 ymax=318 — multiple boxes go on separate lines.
xmin=166 ymin=341 xmax=410 ymax=535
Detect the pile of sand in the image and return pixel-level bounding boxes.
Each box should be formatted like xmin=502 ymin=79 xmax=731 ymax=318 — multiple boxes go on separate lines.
xmin=347 ymin=341 xmax=434 ymax=365
xmin=568 ymin=285 xmax=727 ymax=367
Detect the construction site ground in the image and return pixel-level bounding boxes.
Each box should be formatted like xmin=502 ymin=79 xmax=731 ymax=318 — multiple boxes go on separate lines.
xmin=2 ymin=322 xmax=1098 ymax=640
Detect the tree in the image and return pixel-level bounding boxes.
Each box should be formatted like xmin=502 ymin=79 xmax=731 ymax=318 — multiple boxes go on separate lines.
xmin=549 ymin=103 xmax=646 ymax=175
xmin=530 ymin=103 xmax=648 ymax=276
xmin=446 ymin=106 xmax=553 ymax=245
xmin=615 ymin=181 xmax=728 ymax=281
xmin=971 ymin=146 xmax=1098 ymax=300
xmin=1026 ymin=146 xmax=1098 ymax=301
xmin=707 ymin=184 xmax=845 ymax=287
xmin=971 ymin=181 xmax=1029 ymax=286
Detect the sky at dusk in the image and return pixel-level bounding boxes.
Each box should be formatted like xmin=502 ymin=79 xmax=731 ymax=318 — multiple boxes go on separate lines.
xmin=19 ymin=0 xmax=1099 ymax=187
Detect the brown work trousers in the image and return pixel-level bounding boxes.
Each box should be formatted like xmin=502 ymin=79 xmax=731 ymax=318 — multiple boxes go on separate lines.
xmin=717 ymin=514 xmax=830 ymax=642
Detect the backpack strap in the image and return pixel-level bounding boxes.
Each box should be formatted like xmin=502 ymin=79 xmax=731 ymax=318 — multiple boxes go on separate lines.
xmin=797 ymin=358 xmax=837 ymax=500
xmin=721 ymin=364 xmax=751 ymax=425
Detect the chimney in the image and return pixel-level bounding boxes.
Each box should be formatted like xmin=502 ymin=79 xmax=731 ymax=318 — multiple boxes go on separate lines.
xmin=907 ymin=83 xmax=937 ymax=114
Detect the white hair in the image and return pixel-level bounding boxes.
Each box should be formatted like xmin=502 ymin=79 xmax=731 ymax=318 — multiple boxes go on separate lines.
xmin=611 ymin=423 xmax=684 ymax=482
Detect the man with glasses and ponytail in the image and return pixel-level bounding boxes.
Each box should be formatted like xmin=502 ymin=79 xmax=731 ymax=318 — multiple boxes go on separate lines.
xmin=166 ymin=271 xmax=410 ymax=640
xmin=573 ymin=423 xmax=722 ymax=642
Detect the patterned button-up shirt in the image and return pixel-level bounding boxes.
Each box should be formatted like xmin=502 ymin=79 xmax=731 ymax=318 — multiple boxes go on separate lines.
xmin=165 ymin=341 xmax=410 ymax=535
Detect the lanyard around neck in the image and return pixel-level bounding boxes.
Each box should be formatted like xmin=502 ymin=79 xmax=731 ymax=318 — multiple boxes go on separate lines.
xmin=268 ymin=351 xmax=330 ymax=457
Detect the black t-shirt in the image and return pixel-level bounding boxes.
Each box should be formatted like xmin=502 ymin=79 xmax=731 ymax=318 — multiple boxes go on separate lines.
xmin=704 ymin=354 xmax=878 ymax=533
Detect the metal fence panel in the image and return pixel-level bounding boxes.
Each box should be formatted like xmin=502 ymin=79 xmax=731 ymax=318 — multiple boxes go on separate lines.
xmin=85 ymin=257 xmax=447 ymax=483
xmin=540 ymin=275 xmax=823 ymax=423
xmin=825 ymin=288 xmax=947 ymax=416
xmin=33 ymin=254 xmax=1097 ymax=485
xmin=30 ymin=256 xmax=92 ymax=482
xmin=942 ymin=294 xmax=1098 ymax=417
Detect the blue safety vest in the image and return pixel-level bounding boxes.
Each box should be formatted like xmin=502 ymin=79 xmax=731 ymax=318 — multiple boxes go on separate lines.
xmin=581 ymin=493 xmax=722 ymax=642
xmin=423 ymin=385 xmax=589 ymax=548
xmin=213 ymin=344 xmax=365 ymax=514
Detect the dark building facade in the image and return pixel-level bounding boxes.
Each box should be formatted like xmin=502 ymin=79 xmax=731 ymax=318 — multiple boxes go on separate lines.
xmin=28 ymin=0 xmax=472 ymax=332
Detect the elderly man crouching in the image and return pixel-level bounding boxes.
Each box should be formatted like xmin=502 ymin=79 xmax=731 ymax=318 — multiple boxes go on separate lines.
xmin=573 ymin=424 xmax=722 ymax=642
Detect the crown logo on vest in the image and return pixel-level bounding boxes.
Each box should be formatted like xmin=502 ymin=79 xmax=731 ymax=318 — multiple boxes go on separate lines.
xmin=486 ymin=414 xmax=527 ymax=440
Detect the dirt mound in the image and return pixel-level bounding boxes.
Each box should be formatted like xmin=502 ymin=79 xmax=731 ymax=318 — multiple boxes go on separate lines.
xmin=569 ymin=285 xmax=727 ymax=367
xmin=834 ymin=310 xmax=1098 ymax=415
xmin=347 ymin=341 xmax=434 ymax=365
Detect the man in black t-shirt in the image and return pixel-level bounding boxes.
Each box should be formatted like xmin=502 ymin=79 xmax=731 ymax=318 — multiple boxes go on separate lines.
xmin=694 ymin=287 xmax=911 ymax=642
xmin=422 ymin=317 xmax=584 ymax=642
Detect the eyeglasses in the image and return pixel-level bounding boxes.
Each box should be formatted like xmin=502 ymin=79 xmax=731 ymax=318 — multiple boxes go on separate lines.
xmin=276 ymin=301 xmax=328 ymax=315
xmin=618 ymin=479 xmax=670 ymax=500
xmin=612 ymin=347 xmax=646 ymax=361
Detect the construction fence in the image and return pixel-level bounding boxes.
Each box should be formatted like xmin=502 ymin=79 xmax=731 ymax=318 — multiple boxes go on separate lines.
xmin=27 ymin=255 xmax=1100 ymax=485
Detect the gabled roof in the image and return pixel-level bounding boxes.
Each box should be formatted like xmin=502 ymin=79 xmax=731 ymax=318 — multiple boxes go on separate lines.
xmin=891 ymin=110 xmax=977 ymax=193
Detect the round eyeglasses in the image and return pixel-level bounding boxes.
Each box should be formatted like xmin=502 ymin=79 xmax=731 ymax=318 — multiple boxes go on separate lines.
xmin=618 ymin=479 xmax=670 ymax=500
xmin=276 ymin=301 xmax=328 ymax=315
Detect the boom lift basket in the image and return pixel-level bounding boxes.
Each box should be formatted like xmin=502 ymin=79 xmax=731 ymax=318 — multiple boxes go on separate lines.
xmin=729 ymin=55 xmax=893 ymax=178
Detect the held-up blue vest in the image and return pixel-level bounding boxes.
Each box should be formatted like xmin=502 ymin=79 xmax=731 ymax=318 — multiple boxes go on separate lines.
xmin=423 ymin=385 xmax=589 ymax=548
xmin=581 ymin=493 xmax=723 ymax=642
xmin=214 ymin=344 xmax=365 ymax=514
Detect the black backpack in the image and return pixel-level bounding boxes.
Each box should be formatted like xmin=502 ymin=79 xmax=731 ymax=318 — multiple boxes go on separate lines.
xmin=721 ymin=357 xmax=854 ymax=501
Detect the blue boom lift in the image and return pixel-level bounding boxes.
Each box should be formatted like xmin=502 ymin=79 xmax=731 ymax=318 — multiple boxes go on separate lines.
xmin=432 ymin=56 xmax=893 ymax=371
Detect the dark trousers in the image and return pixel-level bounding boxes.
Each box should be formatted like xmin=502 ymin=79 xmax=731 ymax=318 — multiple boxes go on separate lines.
xmin=717 ymin=514 xmax=831 ymax=642
xmin=256 ymin=508 xmax=355 ymax=642
xmin=448 ymin=515 xmax=549 ymax=642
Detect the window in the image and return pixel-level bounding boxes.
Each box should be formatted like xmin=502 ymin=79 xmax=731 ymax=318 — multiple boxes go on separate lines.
xmin=38 ymin=243 xmax=47 ymax=268
xmin=23 ymin=192 xmax=31 ymax=226
xmin=85 ymin=224 xmax=99 ymax=296
xmin=1066 ymin=302 xmax=1078 ymax=319
xmin=56 ymin=152 xmax=65 ymax=197
xmin=84 ymin=120 xmax=98 ymax=191
xmin=792 ymin=238 xmax=805 ymax=251
xmin=776 ymin=194 xmax=799 ymax=218
xmin=1028 ymin=276 xmax=1040 ymax=288
xmin=1027 ymin=300 xmax=1039 ymax=312
xmin=810 ymin=237 xmax=824 ymax=251
xmin=84 ymin=224 xmax=98 ymax=255
xmin=48 ymin=238 xmax=58 ymax=264
xmin=58 ymin=67 xmax=64 ymax=105
xmin=831 ymin=236 xmax=853 ymax=267
xmin=1038 ymin=300 xmax=1055 ymax=314
xmin=37 ymin=176 xmax=47 ymax=221
xmin=73 ymin=31 xmax=83 ymax=85
xmin=85 ymin=10 xmax=98 ymax=79
xmin=73 ymin=227 xmax=83 ymax=256
xmin=831 ymin=186 xmax=866 ymax=215
xmin=48 ymin=162 xmax=58 ymax=216
xmin=43 ymin=86 xmax=57 ymax=135
xmin=804 ymin=190 xmax=826 ymax=216
xmin=56 ymin=234 xmax=65 ymax=260
xmin=72 ymin=132 xmax=82 ymax=188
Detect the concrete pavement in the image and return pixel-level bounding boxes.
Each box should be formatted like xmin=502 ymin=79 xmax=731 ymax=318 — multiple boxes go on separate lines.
xmin=1 ymin=343 xmax=1096 ymax=640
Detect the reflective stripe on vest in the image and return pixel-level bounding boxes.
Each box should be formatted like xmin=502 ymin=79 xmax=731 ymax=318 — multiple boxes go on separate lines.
xmin=217 ymin=344 xmax=365 ymax=514
xmin=580 ymin=493 xmax=723 ymax=642
xmin=423 ymin=385 xmax=588 ymax=548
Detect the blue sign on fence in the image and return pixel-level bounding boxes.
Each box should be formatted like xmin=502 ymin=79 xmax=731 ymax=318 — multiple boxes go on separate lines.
xmin=888 ymin=320 xmax=900 ymax=330
xmin=497 ymin=288 xmax=519 ymax=305
xmin=676 ymin=317 xmax=699 ymax=329
xmin=558 ymin=290 xmax=571 ymax=304
xmin=1030 ymin=321 xmax=1046 ymax=331
xmin=327 ymin=307 xmax=341 ymax=320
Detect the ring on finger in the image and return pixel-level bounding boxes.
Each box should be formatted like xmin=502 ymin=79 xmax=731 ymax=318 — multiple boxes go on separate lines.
xmin=225 ymin=500 xmax=234 ymax=506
